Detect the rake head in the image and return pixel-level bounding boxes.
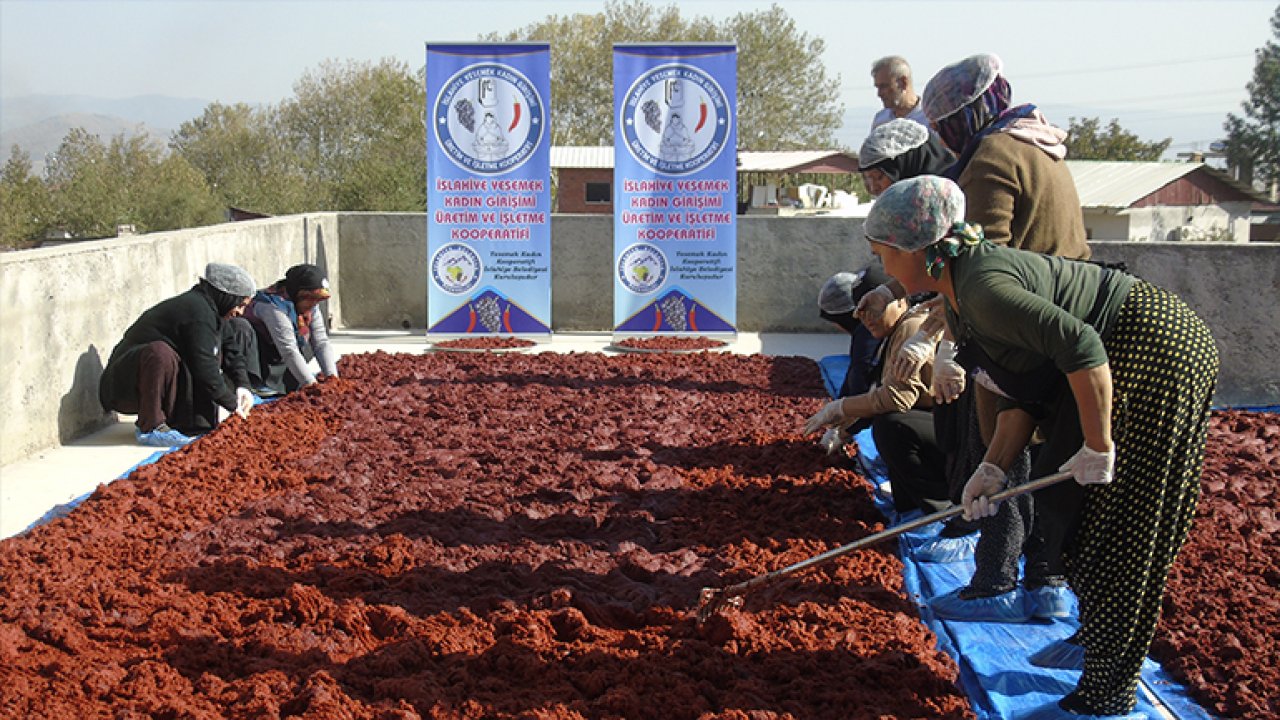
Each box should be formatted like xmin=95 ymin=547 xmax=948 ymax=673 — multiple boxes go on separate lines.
xmin=694 ymin=586 xmax=743 ymax=625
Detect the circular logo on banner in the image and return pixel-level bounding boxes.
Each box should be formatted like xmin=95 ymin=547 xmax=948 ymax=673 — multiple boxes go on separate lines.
xmin=431 ymin=243 xmax=483 ymax=295
xmin=434 ymin=63 xmax=544 ymax=174
xmin=617 ymin=243 xmax=668 ymax=295
xmin=621 ymin=64 xmax=731 ymax=176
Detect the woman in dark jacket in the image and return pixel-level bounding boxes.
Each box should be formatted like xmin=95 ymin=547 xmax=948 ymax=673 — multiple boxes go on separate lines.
xmin=98 ymin=263 xmax=258 ymax=446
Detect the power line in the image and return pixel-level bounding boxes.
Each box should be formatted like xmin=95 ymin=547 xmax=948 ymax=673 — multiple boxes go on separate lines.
xmin=1061 ymin=88 xmax=1243 ymax=107
xmin=1018 ymin=53 xmax=1252 ymax=79
xmin=838 ymin=53 xmax=1254 ymax=93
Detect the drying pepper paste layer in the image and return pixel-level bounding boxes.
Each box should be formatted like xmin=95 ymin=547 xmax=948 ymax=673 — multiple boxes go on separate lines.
xmin=1150 ymin=409 xmax=1280 ymax=720
xmin=433 ymin=337 xmax=537 ymax=351
xmin=0 ymin=351 xmax=971 ymax=720
xmin=616 ymin=336 xmax=728 ymax=352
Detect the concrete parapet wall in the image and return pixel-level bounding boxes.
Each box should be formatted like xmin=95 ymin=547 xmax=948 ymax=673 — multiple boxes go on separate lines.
xmin=335 ymin=214 xmax=873 ymax=332
xmin=1089 ymin=241 xmax=1280 ymax=407
xmin=0 ymin=215 xmax=337 ymax=465
xmin=1 ymin=212 xmax=1276 ymax=465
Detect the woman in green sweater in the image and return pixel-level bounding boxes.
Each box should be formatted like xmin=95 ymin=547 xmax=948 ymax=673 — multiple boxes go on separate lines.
xmin=863 ymin=175 xmax=1218 ymax=718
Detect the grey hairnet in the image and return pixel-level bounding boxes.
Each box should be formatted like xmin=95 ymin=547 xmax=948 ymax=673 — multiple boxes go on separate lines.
xmin=817 ymin=271 xmax=867 ymax=314
xmin=859 ymin=119 xmax=930 ymax=170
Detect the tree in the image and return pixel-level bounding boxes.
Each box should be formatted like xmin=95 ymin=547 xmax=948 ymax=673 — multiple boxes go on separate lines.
xmin=483 ymin=0 xmax=843 ymax=149
xmin=133 ymin=153 xmax=225 ymax=233
xmin=171 ymin=102 xmax=307 ymax=215
xmin=44 ymin=129 xmax=129 ymax=238
xmin=0 ymin=146 xmax=52 ymax=249
xmin=1065 ymin=117 xmax=1171 ymax=161
xmin=276 ymin=58 xmax=426 ymax=211
xmin=45 ymin=129 xmax=221 ymax=239
xmin=1224 ymin=4 xmax=1280 ymax=197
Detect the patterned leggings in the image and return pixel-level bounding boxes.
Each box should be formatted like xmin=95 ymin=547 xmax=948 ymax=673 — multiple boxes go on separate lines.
xmin=1069 ymin=281 xmax=1219 ymax=714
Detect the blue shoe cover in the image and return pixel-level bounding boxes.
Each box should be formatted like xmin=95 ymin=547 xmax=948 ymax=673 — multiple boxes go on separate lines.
xmin=1016 ymin=700 xmax=1148 ymax=720
xmin=1029 ymin=585 xmax=1075 ymax=619
xmin=912 ymin=532 xmax=978 ymax=563
xmin=929 ymin=587 xmax=1031 ymax=622
xmin=135 ymin=425 xmax=195 ymax=448
xmin=1028 ymin=637 xmax=1085 ymax=669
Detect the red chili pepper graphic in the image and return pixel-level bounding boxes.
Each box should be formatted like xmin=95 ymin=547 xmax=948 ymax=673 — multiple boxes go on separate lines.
xmin=509 ymin=102 xmax=522 ymax=132
xmin=689 ymin=305 xmax=698 ymax=332
xmin=466 ymin=305 xmax=477 ymax=333
xmin=653 ymin=307 xmax=663 ymax=331
xmin=695 ymin=100 xmax=707 ymax=132
xmin=502 ymin=304 xmax=513 ymax=333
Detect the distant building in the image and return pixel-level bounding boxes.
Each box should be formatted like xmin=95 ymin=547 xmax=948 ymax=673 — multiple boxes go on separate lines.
xmin=1067 ymin=161 xmax=1269 ymax=242
xmin=550 ymin=146 xmax=860 ymax=215
xmin=551 ymin=147 xmax=615 ymax=215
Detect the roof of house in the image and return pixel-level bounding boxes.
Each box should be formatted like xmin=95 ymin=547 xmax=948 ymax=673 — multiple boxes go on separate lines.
xmin=735 ymin=150 xmax=858 ymax=173
xmin=550 ymin=146 xmax=857 ymax=173
xmin=1066 ymin=161 xmax=1268 ymax=209
xmin=550 ymin=146 xmax=614 ymax=169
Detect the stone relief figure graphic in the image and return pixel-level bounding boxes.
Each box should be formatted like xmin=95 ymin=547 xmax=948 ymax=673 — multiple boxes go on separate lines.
xmin=473 ymin=112 xmax=509 ymax=161
xmin=660 ymin=112 xmax=694 ymax=161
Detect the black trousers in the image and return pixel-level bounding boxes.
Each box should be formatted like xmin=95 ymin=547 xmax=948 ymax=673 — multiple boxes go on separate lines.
xmin=99 ymin=318 xmax=255 ymax=434
xmin=871 ymin=409 xmax=951 ymax=514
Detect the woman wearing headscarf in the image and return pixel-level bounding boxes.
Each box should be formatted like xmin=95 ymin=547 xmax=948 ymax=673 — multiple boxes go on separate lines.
xmin=865 ymin=175 xmax=1217 ymax=718
xmin=867 ymin=52 xmax=1091 ymax=378
xmin=857 ymin=118 xmax=954 ymax=197
xmin=863 ymin=53 xmax=1096 ymax=618
xmin=243 ymin=263 xmax=339 ymax=396
xmin=924 ymin=52 xmax=1089 ymax=258
xmin=99 ymin=263 xmax=259 ymax=446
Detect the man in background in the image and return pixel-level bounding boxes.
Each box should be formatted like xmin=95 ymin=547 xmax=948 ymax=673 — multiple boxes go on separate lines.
xmin=870 ymin=56 xmax=928 ymax=130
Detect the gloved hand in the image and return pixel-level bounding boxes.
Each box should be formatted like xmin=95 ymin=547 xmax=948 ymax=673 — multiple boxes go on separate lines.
xmin=962 ymin=462 xmax=1007 ymax=521
xmin=235 ymin=387 xmax=255 ymax=420
xmin=818 ymin=426 xmax=853 ymax=456
xmin=854 ymin=284 xmax=894 ymax=322
xmin=1060 ymin=444 xmax=1115 ymax=485
xmin=802 ymin=398 xmax=847 ymax=436
xmin=931 ymin=339 xmax=966 ymax=403
xmin=888 ymin=329 xmax=937 ymax=384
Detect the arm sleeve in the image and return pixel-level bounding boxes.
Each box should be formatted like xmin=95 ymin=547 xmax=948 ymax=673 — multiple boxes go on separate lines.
xmin=840 ymin=315 xmax=931 ymax=418
xmin=178 ymin=319 xmax=238 ymax=410
xmin=308 ymin=306 xmax=339 ymax=378
xmin=219 ymin=320 xmax=251 ymax=390
xmin=260 ymin=304 xmax=317 ymax=386
xmin=958 ymin=149 xmax=1019 ymax=246
xmin=967 ymin=273 xmax=1109 ymax=375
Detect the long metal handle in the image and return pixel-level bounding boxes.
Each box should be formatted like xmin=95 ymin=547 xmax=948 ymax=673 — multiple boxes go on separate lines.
xmin=713 ymin=470 xmax=1074 ymax=601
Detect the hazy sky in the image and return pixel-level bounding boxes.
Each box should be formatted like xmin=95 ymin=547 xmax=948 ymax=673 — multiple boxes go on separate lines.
xmin=1 ymin=0 xmax=1274 ymax=153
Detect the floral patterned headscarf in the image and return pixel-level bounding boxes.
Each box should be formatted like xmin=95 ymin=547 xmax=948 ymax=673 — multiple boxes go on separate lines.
xmin=864 ymin=175 xmax=986 ymax=278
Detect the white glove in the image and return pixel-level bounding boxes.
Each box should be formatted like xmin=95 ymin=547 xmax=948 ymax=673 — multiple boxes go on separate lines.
xmin=888 ymin=329 xmax=937 ymax=384
xmin=854 ymin=284 xmax=894 ymax=322
xmin=1060 ymin=444 xmax=1115 ymax=486
xmin=802 ymin=399 xmax=847 ymax=436
xmin=930 ymin=340 xmax=966 ymax=404
xmin=235 ymin=387 xmax=255 ymax=420
xmin=961 ymin=462 xmax=1007 ymax=521
xmin=818 ymin=426 xmax=853 ymax=456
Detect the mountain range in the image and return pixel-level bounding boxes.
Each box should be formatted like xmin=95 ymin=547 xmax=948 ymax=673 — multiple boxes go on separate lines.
xmin=0 ymin=94 xmax=213 ymax=172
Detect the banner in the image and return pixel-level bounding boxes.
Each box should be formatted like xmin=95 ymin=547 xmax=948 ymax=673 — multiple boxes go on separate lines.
xmin=612 ymin=44 xmax=737 ymax=335
xmin=426 ymin=43 xmax=552 ymax=336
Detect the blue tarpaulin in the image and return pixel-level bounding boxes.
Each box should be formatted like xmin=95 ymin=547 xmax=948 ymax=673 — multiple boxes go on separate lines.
xmin=819 ymin=354 xmax=1216 ymax=720
xmin=21 ymin=448 xmax=173 ymax=535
